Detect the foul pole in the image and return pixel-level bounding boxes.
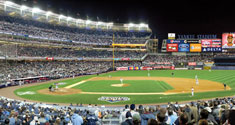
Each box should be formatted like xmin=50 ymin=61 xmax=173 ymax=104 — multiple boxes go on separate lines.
xmin=112 ymin=33 xmax=115 ymax=71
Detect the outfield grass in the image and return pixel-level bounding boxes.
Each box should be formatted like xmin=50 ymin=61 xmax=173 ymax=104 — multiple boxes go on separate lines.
xmin=14 ymin=70 xmax=235 ymax=105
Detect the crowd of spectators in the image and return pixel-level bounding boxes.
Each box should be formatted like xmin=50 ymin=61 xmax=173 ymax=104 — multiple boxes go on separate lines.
xmin=0 ymin=14 xmax=150 ymax=45
xmin=16 ymin=46 xmax=146 ymax=58
xmin=144 ymin=55 xmax=214 ymax=64
xmin=0 ymin=96 xmax=235 ymax=124
xmin=0 ymin=44 xmax=146 ymax=58
xmin=0 ymin=61 xmax=143 ymax=84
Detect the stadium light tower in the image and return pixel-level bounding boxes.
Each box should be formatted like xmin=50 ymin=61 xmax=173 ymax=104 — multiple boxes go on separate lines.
xmin=32 ymin=8 xmax=41 ymax=17
xmin=46 ymin=11 xmax=52 ymax=21
xmin=59 ymin=15 xmax=65 ymax=22
xmin=128 ymin=23 xmax=134 ymax=30
xmin=139 ymin=23 xmax=148 ymax=30
xmin=4 ymin=1 xmax=14 ymax=11
xmin=107 ymin=22 xmax=113 ymax=30
xmin=86 ymin=20 xmax=91 ymax=24
xmin=67 ymin=17 xmax=72 ymax=25
xmin=86 ymin=20 xmax=91 ymax=27
xmin=76 ymin=19 xmax=83 ymax=26
xmin=20 ymin=5 xmax=28 ymax=15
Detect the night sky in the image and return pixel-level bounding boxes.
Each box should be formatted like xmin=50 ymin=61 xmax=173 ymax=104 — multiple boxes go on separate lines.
xmin=12 ymin=0 xmax=235 ymax=40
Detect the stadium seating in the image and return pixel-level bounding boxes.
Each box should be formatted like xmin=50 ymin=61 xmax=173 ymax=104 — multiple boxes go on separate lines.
xmin=0 ymin=95 xmax=234 ymax=124
xmin=0 ymin=14 xmax=151 ymax=45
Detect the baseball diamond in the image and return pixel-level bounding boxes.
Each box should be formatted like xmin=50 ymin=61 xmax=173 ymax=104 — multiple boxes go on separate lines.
xmin=0 ymin=70 xmax=234 ymax=105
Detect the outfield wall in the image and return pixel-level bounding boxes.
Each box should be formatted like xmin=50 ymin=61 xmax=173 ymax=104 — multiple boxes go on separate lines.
xmin=212 ymin=66 xmax=235 ymax=70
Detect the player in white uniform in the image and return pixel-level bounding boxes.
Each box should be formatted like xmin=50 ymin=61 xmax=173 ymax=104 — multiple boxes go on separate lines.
xmin=120 ymin=78 xmax=123 ymax=84
xmin=55 ymin=83 xmax=58 ymax=90
xmin=196 ymin=78 xmax=199 ymax=85
xmin=195 ymin=75 xmax=199 ymax=85
xmin=191 ymin=87 xmax=194 ymax=96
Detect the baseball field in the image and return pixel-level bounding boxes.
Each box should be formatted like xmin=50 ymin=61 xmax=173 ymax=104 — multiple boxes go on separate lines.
xmin=3 ymin=70 xmax=235 ymax=105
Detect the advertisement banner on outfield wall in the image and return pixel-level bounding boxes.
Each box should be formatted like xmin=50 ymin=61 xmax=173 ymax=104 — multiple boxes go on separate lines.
xmin=167 ymin=44 xmax=178 ymax=52
xmin=188 ymin=62 xmax=197 ymax=66
xmin=178 ymin=43 xmax=190 ymax=52
xmin=116 ymin=67 xmax=128 ymax=71
xmin=190 ymin=44 xmax=201 ymax=52
xmin=121 ymin=58 xmax=130 ymax=61
xmin=222 ymin=33 xmax=235 ymax=48
xmin=141 ymin=67 xmax=153 ymax=70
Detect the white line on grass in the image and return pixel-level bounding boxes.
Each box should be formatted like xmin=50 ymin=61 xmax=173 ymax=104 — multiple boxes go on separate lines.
xmin=64 ymin=77 xmax=97 ymax=89
xmin=80 ymin=92 xmax=177 ymax=95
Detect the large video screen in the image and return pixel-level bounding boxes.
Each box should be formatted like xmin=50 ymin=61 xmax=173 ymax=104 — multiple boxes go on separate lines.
xmin=222 ymin=33 xmax=235 ymax=48
xmin=201 ymin=39 xmax=222 ymax=52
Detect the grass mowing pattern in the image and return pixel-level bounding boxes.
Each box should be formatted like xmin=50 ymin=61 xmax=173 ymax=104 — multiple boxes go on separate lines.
xmin=14 ymin=70 xmax=235 ymax=105
xmin=74 ymin=80 xmax=173 ymax=93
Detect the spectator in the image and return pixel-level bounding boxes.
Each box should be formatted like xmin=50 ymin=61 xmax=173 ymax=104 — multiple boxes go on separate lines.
xmin=120 ymin=104 xmax=130 ymax=123
xmin=179 ymin=113 xmax=188 ymax=125
xmin=71 ymin=111 xmax=83 ymax=125
xmin=141 ymin=106 xmax=155 ymax=125
xmin=121 ymin=111 xmax=134 ymax=125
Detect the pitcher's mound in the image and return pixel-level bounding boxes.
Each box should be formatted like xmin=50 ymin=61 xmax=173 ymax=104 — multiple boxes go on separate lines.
xmin=38 ymin=88 xmax=82 ymax=95
xmin=111 ymin=83 xmax=130 ymax=87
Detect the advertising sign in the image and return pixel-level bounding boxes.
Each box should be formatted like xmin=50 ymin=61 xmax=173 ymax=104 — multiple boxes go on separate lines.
xmin=222 ymin=33 xmax=235 ymax=48
xmin=190 ymin=44 xmax=201 ymax=52
xmin=168 ymin=33 xmax=176 ymax=39
xmin=167 ymin=44 xmax=178 ymax=52
xmin=186 ymin=40 xmax=201 ymax=43
xmin=166 ymin=40 xmax=186 ymax=44
xmin=121 ymin=58 xmax=130 ymax=61
xmin=201 ymin=39 xmax=222 ymax=52
xmin=178 ymin=43 xmax=190 ymax=52
xmin=188 ymin=62 xmax=197 ymax=66
xmin=202 ymin=47 xmax=222 ymax=52
xmin=116 ymin=67 xmax=128 ymax=71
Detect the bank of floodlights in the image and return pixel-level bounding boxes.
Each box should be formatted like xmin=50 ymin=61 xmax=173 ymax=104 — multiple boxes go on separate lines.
xmin=32 ymin=8 xmax=41 ymax=13
xmin=46 ymin=11 xmax=52 ymax=16
xmin=139 ymin=23 xmax=148 ymax=27
xmin=20 ymin=5 xmax=27 ymax=10
xmin=86 ymin=20 xmax=91 ymax=24
xmin=5 ymin=1 xmax=14 ymax=6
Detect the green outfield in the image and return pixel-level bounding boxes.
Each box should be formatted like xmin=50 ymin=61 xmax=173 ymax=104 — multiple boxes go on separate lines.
xmin=14 ymin=70 xmax=235 ymax=105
